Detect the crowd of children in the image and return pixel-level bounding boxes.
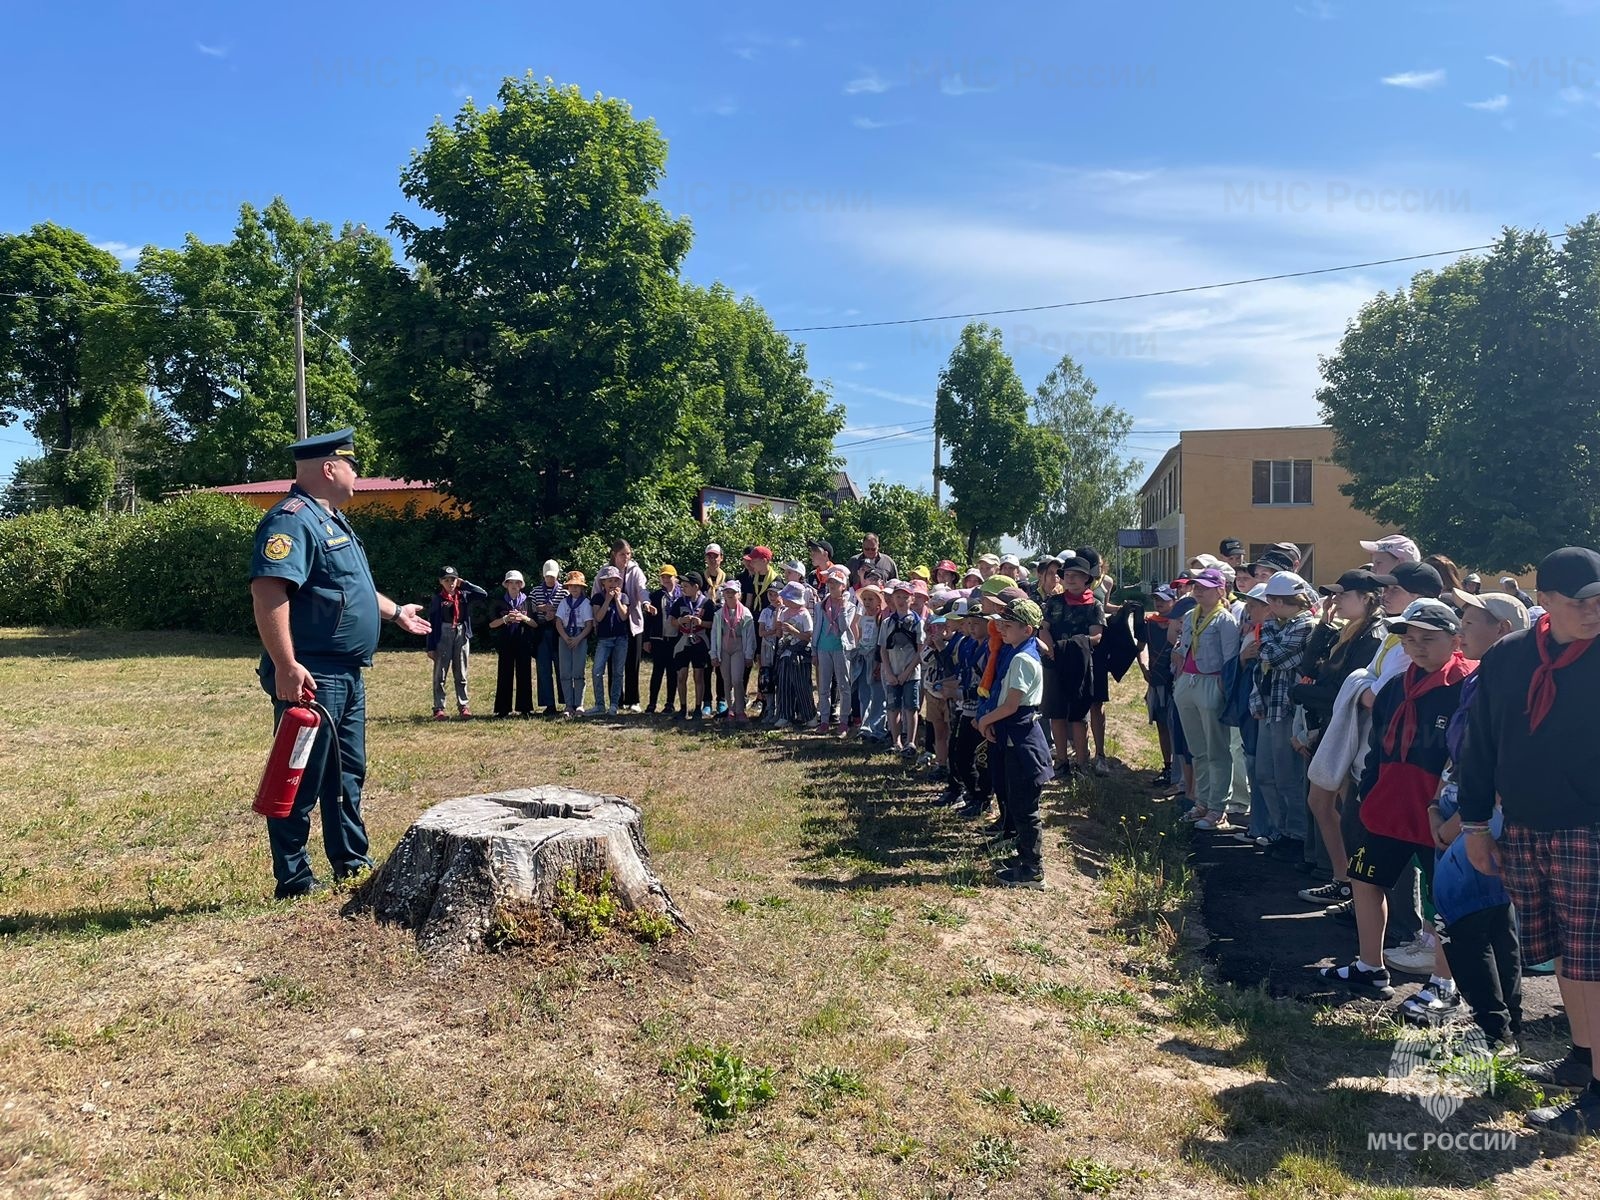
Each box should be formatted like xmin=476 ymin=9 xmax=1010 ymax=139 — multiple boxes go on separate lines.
xmin=425 ymin=530 xmax=1600 ymax=1135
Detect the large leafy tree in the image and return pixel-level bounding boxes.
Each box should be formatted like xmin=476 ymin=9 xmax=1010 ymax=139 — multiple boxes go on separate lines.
xmin=934 ymin=322 xmax=1062 ymax=560
xmin=134 ymin=199 xmax=390 ymax=486
xmin=0 ymin=223 xmax=145 ymax=452
xmin=673 ymin=283 xmax=845 ymax=505
xmin=823 ymin=480 xmax=965 ymax=574
xmin=355 ymin=77 xmax=695 ymax=549
xmin=1025 ymin=353 xmax=1142 ymax=559
xmin=1320 ymin=219 xmax=1600 ymax=570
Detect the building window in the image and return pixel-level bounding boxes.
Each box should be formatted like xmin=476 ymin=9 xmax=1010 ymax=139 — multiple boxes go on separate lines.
xmin=1252 ymin=459 xmax=1312 ymax=506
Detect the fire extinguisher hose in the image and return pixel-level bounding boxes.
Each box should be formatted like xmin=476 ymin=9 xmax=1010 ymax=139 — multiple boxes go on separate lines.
xmin=303 ymin=696 xmax=344 ymax=805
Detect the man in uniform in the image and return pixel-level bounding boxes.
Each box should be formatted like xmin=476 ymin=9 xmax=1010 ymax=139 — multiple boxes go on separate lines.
xmin=249 ymin=428 xmax=431 ymax=899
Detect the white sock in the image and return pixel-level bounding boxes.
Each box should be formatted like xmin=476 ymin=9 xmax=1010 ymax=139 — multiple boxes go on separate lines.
xmin=1356 ymin=959 xmax=1383 ymax=974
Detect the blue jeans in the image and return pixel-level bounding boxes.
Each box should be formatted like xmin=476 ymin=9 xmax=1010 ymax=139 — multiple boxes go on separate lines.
xmin=558 ymin=638 xmax=587 ymax=711
xmin=850 ymin=653 xmax=885 ymax=737
xmin=816 ymin=647 xmax=850 ymax=724
xmin=1255 ymin=716 xmax=1307 ymax=841
xmin=262 ymin=663 xmax=370 ymax=898
xmin=592 ymin=635 xmax=629 ymax=710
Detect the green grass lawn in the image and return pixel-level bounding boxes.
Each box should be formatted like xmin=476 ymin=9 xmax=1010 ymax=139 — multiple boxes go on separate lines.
xmin=1 ymin=627 xmax=1594 ymax=1199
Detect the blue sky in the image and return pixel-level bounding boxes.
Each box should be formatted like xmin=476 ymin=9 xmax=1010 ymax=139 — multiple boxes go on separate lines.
xmin=3 ymin=0 xmax=1599 ymax=494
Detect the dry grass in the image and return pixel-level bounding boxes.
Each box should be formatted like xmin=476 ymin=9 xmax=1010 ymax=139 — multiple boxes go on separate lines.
xmin=1 ymin=627 xmax=1597 ymax=1198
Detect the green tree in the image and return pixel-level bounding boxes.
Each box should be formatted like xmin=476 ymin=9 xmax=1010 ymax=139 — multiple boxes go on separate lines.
xmin=823 ymin=481 xmax=965 ymax=575
xmin=0 ymin=223 xmax=146 ymax=453
xmin=934 ymin=322 xmax=1062 ymax=561
xmin=1024 ymin=354 xmax=1141 ymax=559
xmin=1319 ymin=219 xmax=1600 ymax=570
xmin=673 ymin=283 xmax=845 ymax=504
xmin=134 ymin=199 xmax=390 ymax=486
xmin=0 ymin=456 xmax=51 ymax=518
xmin=355 ymin=77 xmax=695 ymax=551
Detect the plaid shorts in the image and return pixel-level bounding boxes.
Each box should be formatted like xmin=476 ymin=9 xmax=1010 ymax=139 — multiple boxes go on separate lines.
xmin=1500 ymin=823 xmax=1600 ymax=981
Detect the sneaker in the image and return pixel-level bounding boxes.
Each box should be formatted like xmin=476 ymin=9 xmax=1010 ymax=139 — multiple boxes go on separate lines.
xmin=717 ymin=702 xmax=728 ymax=716
xmin=1151 ymin=768 xmax=1173 ymax=788
xmin=606 ymin=706 xmax=619 ymax=717
xmin=772 ymin=719 xmax=792 ymax=731
xmin=837 ymin=725 xmax=851 ymax=740
xmin=1520 ymin=1049 xmax=1595 ymax=1091
xmin=459 ymin=708 xmax=472 ymax=719
xmin=1193 ymin=812 xmax=1226 ymax=830
xmin=1180 ymin=805 xmax=1208 ymax=823
xmin=1093 ymin=756 xmax=1110 ymax=778
xmin=1231 ymin=829 xmax=1257 ymax=844
xmin=571 ymin=707 xmax=586 ymax=719
xmin=543 ymin=705 xmax=559 ymax=717
xmin=816 ymin=722 xmax=831 ymax=734
xmin=995 ymin=865 xmax=1046 ymax=890
xmin=631 ymin=704 xmax=644 ymax=714
xmin=1525 ymin=1087 xmax=1600 ymax=1135
xmin=1054 ymin=763 xmax=1075 ymax=783
xmin=1317 ymin=960 xmax=1395 ymax=999
xmin=939 ymin=783 xmax=963 ymax=806
xmin=1324 ymin=898 xmax=1356 ymax=924
xmin=1269 ymin=836 xmax=1304 ymax=862
xmin=1298 ymin=880 xmax=1352 ymax=906
xmin=643 ymin=704 xmax=657 ymax=715
xmin=1253 ymin=835 xmax=1273 ymax=848
xmin=901 ymin=745 xmax=918 ymax=761
xmin=1400 ymin=983 xmax=1461 ymax=1025
xmin=957 ymin=799 xmax=990 ymax=821
xmin=432 ymin=709 xmax=447 ymax=721
xmin=586 ymin=705 xmax=605 ymax=717
xmin=1384 ymin=930 xmax=1438 ymax=976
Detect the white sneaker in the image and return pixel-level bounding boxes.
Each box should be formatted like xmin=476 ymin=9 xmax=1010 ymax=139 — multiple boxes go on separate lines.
xmin=1383 ymin=930 xmax=1438 ymax=976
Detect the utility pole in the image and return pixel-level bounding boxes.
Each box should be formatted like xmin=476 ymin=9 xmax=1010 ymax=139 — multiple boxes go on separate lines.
xmin=932 ymin=412 xmax=941 ymax=508
xmin=292 ymin=265 xmax=308 ymax=440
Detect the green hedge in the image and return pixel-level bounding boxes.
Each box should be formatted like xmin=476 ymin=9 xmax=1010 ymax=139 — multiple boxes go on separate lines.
xmin=0 ymin=482 xmax=967 ymax=637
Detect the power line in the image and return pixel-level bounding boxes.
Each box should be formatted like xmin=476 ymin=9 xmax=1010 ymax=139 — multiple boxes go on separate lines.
xmin=834 ymin=423 xmax=934 ymax=450
xmin=776 ymin=243 xmax=1505 ymax=333
xmin=0 ymin=289 xmax=284 ymax=317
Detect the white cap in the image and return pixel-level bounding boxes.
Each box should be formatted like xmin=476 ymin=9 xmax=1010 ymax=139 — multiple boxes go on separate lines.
xmin=1262 ymin=571 xmax=1313 ymax=598
xmin=1188 ymin=553 xmax=1220 ymax=572
xmin=1359 ymin=534 xmax=1420 ymax=562
xmin=503 ymin=569 xmax=525 ymax=584
xmin=541 ymin=559 xmax=560 ymax=580
xmin=999 ymin=553 xmax=1021 ymax=567
xmin=1241 ymin=583 xmax=1271 ymax=604
xmin=705 ymin=543 xmax=723 ymax=556
xmin=978 ymin=552 xmax=1001 ymax=567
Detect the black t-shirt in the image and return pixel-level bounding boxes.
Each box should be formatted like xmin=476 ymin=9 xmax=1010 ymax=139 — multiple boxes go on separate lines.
xmin=669 ymin=593 xmax=713 ymax=644
xmin=1042 ymin=595 xmax=1106 ymax=644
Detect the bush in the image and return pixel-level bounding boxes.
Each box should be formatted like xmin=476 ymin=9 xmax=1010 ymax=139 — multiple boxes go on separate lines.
xmin=0 ymin=508 xmax=102 ymax=626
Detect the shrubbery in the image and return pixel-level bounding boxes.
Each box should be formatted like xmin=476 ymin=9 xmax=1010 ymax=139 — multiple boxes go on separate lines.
xmin=0 ymin=479 xmax=971 ymax=636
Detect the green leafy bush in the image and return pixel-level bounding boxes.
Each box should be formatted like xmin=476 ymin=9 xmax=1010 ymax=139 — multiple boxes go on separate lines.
xmin=665 ymin=1042 xmax=777 ymax=1129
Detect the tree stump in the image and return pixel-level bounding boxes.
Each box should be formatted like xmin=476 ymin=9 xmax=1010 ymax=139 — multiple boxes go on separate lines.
xmin=358 ymin=786 xmax=688 ymax=956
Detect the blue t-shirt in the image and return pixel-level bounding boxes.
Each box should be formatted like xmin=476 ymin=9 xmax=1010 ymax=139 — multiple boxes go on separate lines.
xmin=1431 ymin=784 xmax=1509 ymax=924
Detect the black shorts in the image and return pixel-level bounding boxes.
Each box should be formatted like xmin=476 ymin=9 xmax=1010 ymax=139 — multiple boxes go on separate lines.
xmin=1091 ymin=653 xmax=1111 ymax=705
xmin=1348 ymin=829 xmax=1435 ymax=892
xmin=673 ymin=642 xmax=711 ymax=671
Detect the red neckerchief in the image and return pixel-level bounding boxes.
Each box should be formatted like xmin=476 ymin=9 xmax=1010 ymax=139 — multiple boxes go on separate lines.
xmin=1384 ymin=651 xmax=1472 ymax=760
xmin=1062 ymin=588 xmax=1096 ymax=607
xmin=1527 ymin=613 xmax=1597 ymax=732
xmin=442 ymin=587 xmax=461 ymax=626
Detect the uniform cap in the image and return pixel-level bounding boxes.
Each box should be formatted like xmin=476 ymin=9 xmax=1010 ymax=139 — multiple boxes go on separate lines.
xmin=290 ymin=427 xmax=357 ymax=461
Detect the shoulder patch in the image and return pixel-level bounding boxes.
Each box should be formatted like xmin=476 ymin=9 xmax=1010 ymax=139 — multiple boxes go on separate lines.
xmin=281 ymin=498 xmax=306 ymax=513
xmin=263 ymin=533 xmax=294 ymax=561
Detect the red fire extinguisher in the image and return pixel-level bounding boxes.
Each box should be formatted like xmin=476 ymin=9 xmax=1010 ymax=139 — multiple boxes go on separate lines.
xmin=253 ymin=703 xmax=323 ymax=819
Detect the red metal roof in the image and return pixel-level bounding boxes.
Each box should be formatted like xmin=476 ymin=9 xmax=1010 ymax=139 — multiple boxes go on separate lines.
xmin=206 ymin=477 xmax=438 ymax=495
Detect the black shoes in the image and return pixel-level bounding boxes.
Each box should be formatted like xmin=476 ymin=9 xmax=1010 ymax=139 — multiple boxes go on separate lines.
xmin=1317 ymin=960 xmax=1395 ymax=999
xmin=995 ymin=864 xmax=1045 ymax=889
xmin=1520 ymin=1049 xmax=1595 ymax=1091
xmin=1526 ymin=1087 xmax=1600 ymax=1135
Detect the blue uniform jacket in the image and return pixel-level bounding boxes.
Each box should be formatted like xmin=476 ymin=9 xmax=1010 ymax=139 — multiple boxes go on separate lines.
xmin=249 ymin=484 xmax=381 ymax=670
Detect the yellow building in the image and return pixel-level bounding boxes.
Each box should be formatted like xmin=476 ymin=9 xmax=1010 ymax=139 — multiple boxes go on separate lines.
xmin=1137 ymin=426 xmax=1381 ymax=588
xmin=203 ymin=477 xmax=460 ymax=516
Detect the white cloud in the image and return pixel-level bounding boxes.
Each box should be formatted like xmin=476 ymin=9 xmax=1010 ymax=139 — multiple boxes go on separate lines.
xmin=1295 ymin=1 xmax=1336 ymax=18
xmin=195 ymin=42 xmax=228 ymax=58
xmin=838 ymin=382 xmax=935 ymax=410
xmin=1486 ymin=55 xmax=1511 ymax=68
xmin=851 ymin=115 xmax=907 ymax=130
xmin=94 ymin=240 xmax=142 ymax=264
xmin=726 ymin=32 xmax=804 ymax=61
xmin=1466 ymin=94 xmax=1509 ymax=112
xmin=940 ymin=75 xmax=997 ymax=96
xmin=843 ymin=70 xmax=892 ymax=95
xmin=1381 ymin=69 xmax=1446 ymax=90
xmin=1082 ymin=168 xmax=1159 ymax=186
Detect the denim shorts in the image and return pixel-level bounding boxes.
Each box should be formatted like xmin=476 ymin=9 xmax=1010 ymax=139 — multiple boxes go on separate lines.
xmin=884 ymin=678 xmax=922 ymax=712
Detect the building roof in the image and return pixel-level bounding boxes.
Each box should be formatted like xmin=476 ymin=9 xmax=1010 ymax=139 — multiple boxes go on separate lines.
xmin=831 ymin=471 xmax=862 ymax=502
xmin=205 ymin=477 xmax=439 ymax=496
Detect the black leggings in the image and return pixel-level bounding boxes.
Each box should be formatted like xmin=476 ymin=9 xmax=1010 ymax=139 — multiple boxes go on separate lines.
xmin=1438 ymin=904 xmax=1523 ymax=1044
xmin=648 ymin=654 xmax=679 ymax=711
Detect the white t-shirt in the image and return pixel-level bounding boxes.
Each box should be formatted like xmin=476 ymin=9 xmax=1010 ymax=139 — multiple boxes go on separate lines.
xmin=558 ymin=595 xmax=593 ymax=637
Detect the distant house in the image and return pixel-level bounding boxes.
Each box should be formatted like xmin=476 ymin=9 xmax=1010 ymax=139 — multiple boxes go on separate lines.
xmin=831 ymin=471 xmax=862 ymax=507
xmin=1136 ymin=426 xmax=1372 ymax=587
xmin=695 ymin=486 xmax=801 ymax=523
xmin=202 ymin=477 xmax=460 ymax=516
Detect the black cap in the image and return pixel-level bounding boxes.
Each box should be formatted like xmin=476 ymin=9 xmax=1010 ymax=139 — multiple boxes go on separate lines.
xmin=682 ymin=570 xmax=705 ymax=588
xmin=1248 ymin=555 xmax=1292 ymax=575
xmin=1537 ymin=546 xmax=1600 ymax=600
xmin=1034 ymin=557 xmax=1058 ymax=571
xmin=1058 ymin=555 xmax=1095 ymax=576
xmin=807 ymin=538 xmax=833 ymax=558
xmin=1075 ymin=547 xmax=1101 ymax=570
xmin=1319 ymin=568 xmax=1383 ymax=597
xmin=440 ymin=566 xmax=459 ymax=579
xmin=1219 ymin=538 xmax=1244 ymax=557
xmin=1270 ymin=541 xmax=1301 ymax=562
xmin=1373 ymin=561 xmax=1444 ymax=598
